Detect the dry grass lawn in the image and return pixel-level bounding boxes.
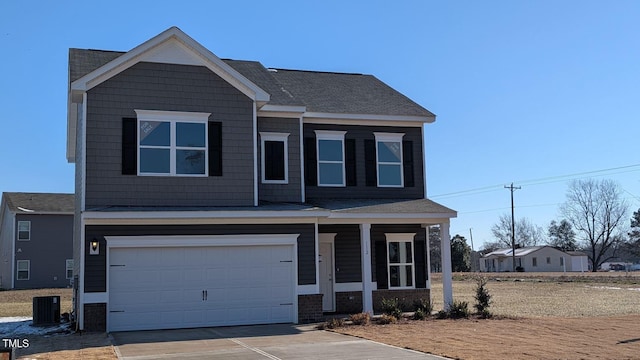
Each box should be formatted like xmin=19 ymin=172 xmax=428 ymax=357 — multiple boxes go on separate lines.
xmin=5 ymin=272 xmax=640 ymax=359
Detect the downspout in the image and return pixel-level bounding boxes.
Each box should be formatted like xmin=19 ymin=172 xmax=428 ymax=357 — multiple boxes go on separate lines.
xmin=299 ymin=115 xmax=305 ymax=203
xmin=253 ymin=102 xmax=258 ymax=206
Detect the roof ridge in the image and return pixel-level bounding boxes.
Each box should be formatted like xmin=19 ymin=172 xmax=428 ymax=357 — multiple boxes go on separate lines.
xmin=269 ymin=67 xmax=366 ymax=76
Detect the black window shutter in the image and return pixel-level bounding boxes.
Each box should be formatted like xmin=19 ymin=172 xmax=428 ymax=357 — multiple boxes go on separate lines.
xmin=265 ymin=141 xmax=285 ymax=180
xmin=345 ymin=138 xmax=357 ymax=186
xmin=364 ymin=139 xmax=377 ymax=186
xmin=208 ymin=122 xmax=222 ymax=176
xmin=375 ymin=241 xmax=388 ymax=289
xmin=414 ymin=239 xmax=426 ymax=288
xmin=304 ymin=137 xmax=317 ymax=186
xmin=122 ymin=118 xmax=137 ymax=175
xmin=403 ymin=140 xmax=414 ymax=187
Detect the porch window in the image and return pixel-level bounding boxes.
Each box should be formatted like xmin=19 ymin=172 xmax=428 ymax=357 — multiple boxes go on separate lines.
xmin=17 ymin=260 xmax=30 ymax=280
xmin=315 ymin=130 xmax=346 ymax=186
xmin=135 ymin=110 xmax=210 ymax=176
xmin=374 ymin=132 xmax=404 ymax=187
xmin=386 ymin=233 xmax=415 ymax=289
xmin=17 ymin=221 xmax=30 ymax=241
xmin=66 ymin=259 xmax=74 ymax=279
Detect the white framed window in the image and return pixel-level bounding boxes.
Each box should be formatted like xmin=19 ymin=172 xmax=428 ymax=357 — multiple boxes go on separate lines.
xmin=374 ymin=132 xmax=404 ymax=187
xmin=17 ymin=260 xmax=30 ymax=280
xmin=260 ymin=132 xmax=289 ymax=184
xmin=386 ymin=233 xmax=415 ymax=289
xmin=66 ymin=259 xmax=74 ymax=279
xmin=17 ymin=221 xmax=30 ymax=241
xmin=532 ymin=257 xmax=537 ymax=267
xmin=315 ymin=130 xmax=346 ymax=187
xmin=135 ymin=110 xmax=211 ymax=176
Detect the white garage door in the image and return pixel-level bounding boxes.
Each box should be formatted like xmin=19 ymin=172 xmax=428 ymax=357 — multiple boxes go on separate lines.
xmin=108 ymin=245 xmax=295 ymax=332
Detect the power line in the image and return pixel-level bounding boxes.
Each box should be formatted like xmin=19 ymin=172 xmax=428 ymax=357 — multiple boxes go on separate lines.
xmin=430 ymin=163 xmax=640 ymax=199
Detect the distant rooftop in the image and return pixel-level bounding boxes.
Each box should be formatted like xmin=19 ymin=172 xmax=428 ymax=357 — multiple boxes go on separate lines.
xmin=2 ymin=192 xmax=74 ymax=214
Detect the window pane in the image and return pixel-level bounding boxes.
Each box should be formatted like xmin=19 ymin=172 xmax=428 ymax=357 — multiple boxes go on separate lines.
xmin=403 ymin=265 xmax=413 ymax=287
xmin=176 ymin=150 xmax=206 ymax=174
xmin=176 ymin=122 xmax=205 ymax=147
xmin=319 ymin=163 xmax=343 ymax=185
xmin=378 ymin=141 xmax=401 ymax=162
xmin=400 ymin=242 xmax=413 ymax=263
xmin=17 ymin=261 xmax=28 ymax=270
xmin=18 ymin=222 xmax=30 ymax=231
xmin=378 ymin=164 xmax=402 ymax=186
xmin=389 ymin=265 xmax=400 ymax=287
xmin=18 ymin=271 xmax=28 ymax=280
xmin=388 ymin=242 xmax=399 ymax=263
xmin=140 ymin=148 xmax=170 ymax=173
xmin=264 ymin=141 xmax=285 ymax=180
xmin=318 ymin=140 xmax=343 ymax=161
xmin=140 ymin=121 xmax=170 ymax=146
xmin=389 ymin=265 xmax=413 ymax=288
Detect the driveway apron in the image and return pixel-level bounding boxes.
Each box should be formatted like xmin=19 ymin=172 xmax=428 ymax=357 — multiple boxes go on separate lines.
xmin=111 ymin=323 xmax=447 ymax=360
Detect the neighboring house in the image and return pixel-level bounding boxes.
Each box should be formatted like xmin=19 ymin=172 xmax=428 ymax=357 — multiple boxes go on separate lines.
xmin=0 ymin=192 xmax=74 ymax=289
xmin=66 ymin=27 xmax=457 ymax=332
xmin=480 ymin=246 xmax=589 ymax=272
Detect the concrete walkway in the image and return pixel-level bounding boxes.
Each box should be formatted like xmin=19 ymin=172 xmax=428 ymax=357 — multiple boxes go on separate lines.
xmin=111 ymin=323 xmax=448 ymax=359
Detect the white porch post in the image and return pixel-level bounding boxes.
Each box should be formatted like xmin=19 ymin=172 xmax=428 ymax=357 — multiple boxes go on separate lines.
xmin=440 ymin=222 xmax=453 ymax=309
xmin=424 ymin=225 xmax=431 ymax=289
xmin=360 ymin=223 xmax=373 ymax=314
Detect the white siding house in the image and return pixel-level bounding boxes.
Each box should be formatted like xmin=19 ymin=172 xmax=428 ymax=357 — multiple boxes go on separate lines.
xmin=480 ymin=246 xmax=588 ymax=272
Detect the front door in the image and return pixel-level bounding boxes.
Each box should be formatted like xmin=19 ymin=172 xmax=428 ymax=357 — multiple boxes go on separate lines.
xmin=319 ymin=242 xmax=335 ymax=312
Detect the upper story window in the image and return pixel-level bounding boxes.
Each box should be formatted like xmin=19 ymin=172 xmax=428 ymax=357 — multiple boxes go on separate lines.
xmin=135 ymin=110 xmax=211 ymax=176
xmin=374 ymin=133 xmax=404 ymax=187
xmin=17 ymin=221 xmax=30 ymax=241
xmin=315 ymin=130 xmax=346 ymax=187
xmin=386 ymin=233 xmax=415 ymax=289
xmin=66 ymin=259 xmax=74 ymax=279
xmin=260 ymin=132 xmax=289 ymax=184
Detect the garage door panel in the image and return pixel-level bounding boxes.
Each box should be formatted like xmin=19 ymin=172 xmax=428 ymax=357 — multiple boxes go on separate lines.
xmin=108 ymin=244 xmax=295 ymax=332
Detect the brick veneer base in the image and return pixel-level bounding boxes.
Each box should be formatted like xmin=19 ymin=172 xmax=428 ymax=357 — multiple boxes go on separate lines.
xmin=335 ymin=291 xmax=363 ymax=314
xmin=373 ymin=289 xmax=431 ymax=313
xmin=83 ymin=303 xmax=106 ymax=331
xmin=298 ymin=294 xmax=323 ymax=323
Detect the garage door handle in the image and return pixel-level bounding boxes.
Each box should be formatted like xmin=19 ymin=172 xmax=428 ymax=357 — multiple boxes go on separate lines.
xmin=280 ymin=303 xmax=293 ymax=306
xmin=205 ymin=290 xmax=208 ymax=301
xmin=110 ymin=264 xmax=126 ymax=267
xmin=280 ymin=260 xmax=293 ymax=263
xmin=110 ymin=310 xmax=125 ymax=313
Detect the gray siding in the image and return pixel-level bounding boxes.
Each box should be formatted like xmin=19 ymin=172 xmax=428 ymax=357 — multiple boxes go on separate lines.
xmin=84 ymin=223 xmax=315 ymax=292
xmin=84 ymin=62 xmax=254 ymax=208
xmin=319 ymin=225 xmax=362 ymax=283
xmin=304 ymin=124 xmax=424 ymax=200
xmin=13 ymin=214 xmax=74 ymax=289
xmin=0 ymin=206 xmax=14 ymax=289
xmin=258 ymin=117 xmax=302 ymax=203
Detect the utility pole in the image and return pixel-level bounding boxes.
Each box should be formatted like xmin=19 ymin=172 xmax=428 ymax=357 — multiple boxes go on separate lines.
xmin=505 ymin=183 xmax=521 ymax=272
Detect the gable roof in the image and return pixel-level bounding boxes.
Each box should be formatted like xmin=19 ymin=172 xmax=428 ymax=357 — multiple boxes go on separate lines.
xmin=2 ymin=192 xmax=74 ymax=214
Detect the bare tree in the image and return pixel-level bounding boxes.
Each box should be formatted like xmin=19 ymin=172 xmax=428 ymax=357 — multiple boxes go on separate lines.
xmin=490 ymin=214 xmax=545 ymax=248
xmin=561 ymin=179 xmax=629 ymax=271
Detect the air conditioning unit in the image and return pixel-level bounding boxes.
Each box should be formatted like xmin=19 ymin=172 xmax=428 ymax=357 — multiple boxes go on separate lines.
xmin=33 ymin=296 xmax=60 ymax=326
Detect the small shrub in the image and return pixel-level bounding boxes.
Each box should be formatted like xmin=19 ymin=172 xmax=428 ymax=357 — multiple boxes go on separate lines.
xmin=448 ymin=300 xmax=470 ymax=319
xmin=323 ymin=317 xmax=345 ymax=329
xmin=377 ymin=314 xmax=397 ymax=325
xmin=349 ymin=312 xmax=370 ymax=325
xmin=474 ymin=276 xmax=492 ymax=317
xmin=435 ymin=309 xmax=448 ymax=319
xmin=380 ymin=297 xmax=403 ymax=319
xmin=413 ymin=298 xmax=433 ymax=315
xmin=413 ymin=307 xmax=427 ymax=320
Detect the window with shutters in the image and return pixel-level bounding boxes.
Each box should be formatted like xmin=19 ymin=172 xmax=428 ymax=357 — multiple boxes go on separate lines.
xmin=374 ymin=132 xmax=404 ymax=187
xmin=134 ymin=110 xmax=211 ymax=176
xmin=260 ymin=132 xmax=289 ymax=184
xmin=386 ymin=233 xmax=415 ymax=289
xmin=315 ymin=130 xmax=346 ymax=187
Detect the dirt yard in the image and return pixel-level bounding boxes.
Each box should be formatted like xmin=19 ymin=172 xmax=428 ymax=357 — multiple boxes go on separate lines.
xmin=6 ymin=272 xmax=640 ymax=359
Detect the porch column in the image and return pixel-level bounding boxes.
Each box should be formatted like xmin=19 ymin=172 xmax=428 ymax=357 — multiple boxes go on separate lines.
xmin=424 ymin=225 xmax=431 ymax=289
xmin=440 ymin=222 xmax=453 ymax=309
xmin=360 ymin=223 xmax=373 ymax=314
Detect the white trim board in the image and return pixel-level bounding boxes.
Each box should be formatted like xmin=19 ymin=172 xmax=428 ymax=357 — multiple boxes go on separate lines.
xmin=105 ymin=234 xmax=299 ymax=248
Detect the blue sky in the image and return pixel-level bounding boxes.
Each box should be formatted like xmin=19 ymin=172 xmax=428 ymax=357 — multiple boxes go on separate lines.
xmin=1 ymin=1 xmax=639 ymax=249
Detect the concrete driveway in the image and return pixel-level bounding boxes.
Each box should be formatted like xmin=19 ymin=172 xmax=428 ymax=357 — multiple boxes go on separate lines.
xmin=111 ymin=323 xmax=447 ymax=359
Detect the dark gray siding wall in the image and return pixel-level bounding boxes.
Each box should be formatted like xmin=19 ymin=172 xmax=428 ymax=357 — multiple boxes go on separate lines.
xmin=84 ymin=62 xmax=254 ymax=208
xmin=257 ymin=117 xmax=301 ymax=203
xmin=14 ymin=214 xmax=74 ymax=289
xmin=319 ymin=225 xmax=361 ymax=283
xmin=84 ymin=223 xmax=315 ymax=292
xmin=371 ymin=224 xmax=426 ymax=289
xmin=303 ymin=124 xmax=424 ymax=199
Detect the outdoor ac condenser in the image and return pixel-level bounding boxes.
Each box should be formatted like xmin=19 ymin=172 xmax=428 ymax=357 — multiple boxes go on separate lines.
xmin=32 ymin=296 xmax=60 ymax=325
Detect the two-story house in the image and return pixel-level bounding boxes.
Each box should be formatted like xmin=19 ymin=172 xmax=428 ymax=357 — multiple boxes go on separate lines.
xmin=0 ymin=192 xmax=74 ymax=289
xmin=67 ymin=27 xmax=456 ymax=332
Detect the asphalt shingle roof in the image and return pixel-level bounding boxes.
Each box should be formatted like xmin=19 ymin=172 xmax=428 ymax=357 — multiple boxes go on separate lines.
xmin=68 ymin=48 xmax=434 ymax=117
xmin=3 ymin=192 xmax=74 ymax=214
